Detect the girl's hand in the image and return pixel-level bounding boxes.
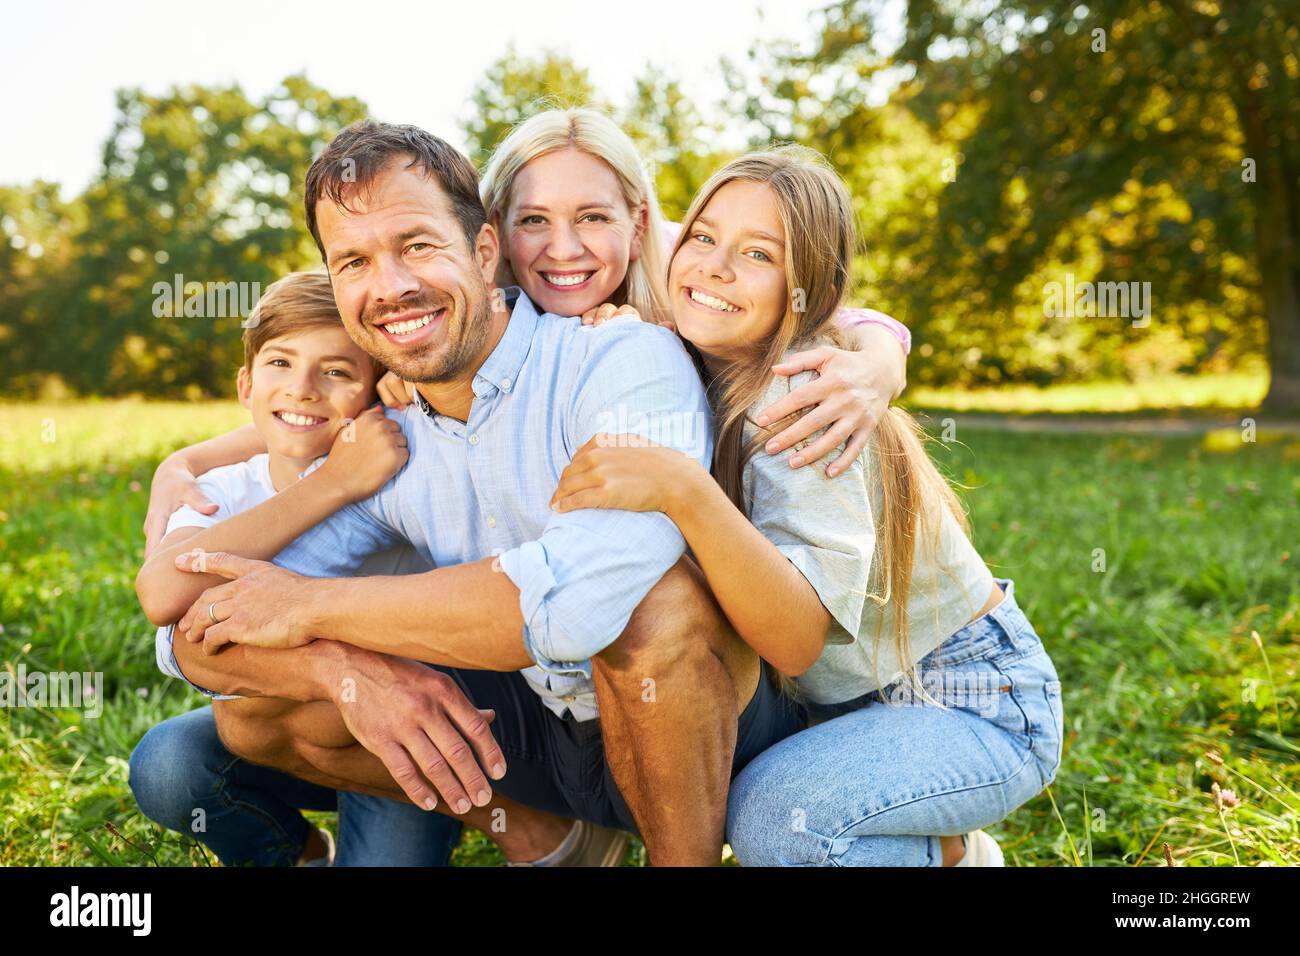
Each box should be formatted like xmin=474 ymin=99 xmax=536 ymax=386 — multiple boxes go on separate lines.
xmin=144 ymin=455 xmax=218 ymax=557
xmin=580 ymin=303 xmax=641 ymax=327
xmin=550 ymin=433 xmax=699 ymax=515
xmin=319 ymin=405 xmax=409 ymax=501
xmin=376 ymin=370 xmax=416 ymax=410
xmin=757 ymin=346 xmax=894 ymax=477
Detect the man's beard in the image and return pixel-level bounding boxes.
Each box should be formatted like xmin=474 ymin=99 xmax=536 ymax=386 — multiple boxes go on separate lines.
xmin=364 ymin=283 xmax=493 ymax=385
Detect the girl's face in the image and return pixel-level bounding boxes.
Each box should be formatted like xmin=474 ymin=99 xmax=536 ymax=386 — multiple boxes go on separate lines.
xmin=668 ymin=179 xmax=788 ymax=366
xmin=503 ymin=147 xmax=645 ymax=316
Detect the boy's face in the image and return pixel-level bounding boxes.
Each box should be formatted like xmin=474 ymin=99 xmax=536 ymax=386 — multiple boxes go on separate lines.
xmin=237 ymin=325 xmax=379 ymax=462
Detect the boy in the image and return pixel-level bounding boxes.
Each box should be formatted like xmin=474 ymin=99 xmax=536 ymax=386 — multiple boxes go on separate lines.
xmin=129 ymin=271 xmax=466 ymax=866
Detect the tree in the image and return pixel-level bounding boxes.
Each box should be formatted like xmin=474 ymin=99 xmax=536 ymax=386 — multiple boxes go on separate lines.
xmin=460 ymin=49 xmax=605 ymax=167
xmin=807 ymin=0 xmax=1297 ymax=406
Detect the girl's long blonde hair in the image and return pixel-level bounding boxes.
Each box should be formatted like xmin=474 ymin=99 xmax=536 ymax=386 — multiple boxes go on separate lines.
xmin=672 ymin=145 xmax=971 ymax=699
xmin=479 ymin=107 xmax=673 ymax=325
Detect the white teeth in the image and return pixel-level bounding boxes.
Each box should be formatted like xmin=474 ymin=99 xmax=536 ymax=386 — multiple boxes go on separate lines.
xmin=689 ymin=288 xmax=739 ymax=312
xmin=384 ymin=312 xmax=435 ymax=335
xmin=277 ymin=412 xmax=325 ymax=427
xmin=544 ymin=272 xmax=593 ymax=287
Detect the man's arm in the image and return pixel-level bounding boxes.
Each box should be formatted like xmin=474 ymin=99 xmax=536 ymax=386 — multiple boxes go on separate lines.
xmin=180 ymin=321 xmax=714 ymax=675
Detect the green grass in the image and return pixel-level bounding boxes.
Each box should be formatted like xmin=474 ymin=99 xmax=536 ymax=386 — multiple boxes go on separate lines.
xmin=2 ymin=400 xmax=1298 ymax=865
xmin=907 ymin=371 xmax=1270 ymax=416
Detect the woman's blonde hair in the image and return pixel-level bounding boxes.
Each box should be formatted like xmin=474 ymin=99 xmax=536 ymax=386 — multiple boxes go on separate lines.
xmin=671 ymin=145 xmax=970 ymax=700
xmin=479 ymin=107 xmax=673 ymax=325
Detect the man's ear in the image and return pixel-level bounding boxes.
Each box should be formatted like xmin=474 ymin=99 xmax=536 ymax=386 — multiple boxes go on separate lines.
xmin=236 ymin=365 xmax=252 ymax=410
xmin=628 ymin=201 xmax=649 ymax=264
xmin=474 ymin=220 xmax=501 ymax=286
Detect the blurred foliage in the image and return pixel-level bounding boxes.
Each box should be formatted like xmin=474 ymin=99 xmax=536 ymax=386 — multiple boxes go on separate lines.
xmin=1 ymin=2 xmax=1295 ymax=403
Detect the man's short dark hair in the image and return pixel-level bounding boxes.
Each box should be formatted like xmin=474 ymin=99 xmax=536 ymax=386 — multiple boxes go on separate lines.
xmin=304 ymin=121 xmax=486 ymax=260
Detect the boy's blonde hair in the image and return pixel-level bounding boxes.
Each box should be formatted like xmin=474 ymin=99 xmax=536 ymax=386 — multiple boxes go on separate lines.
xmin=480 ymin=107 xmax=673 ymax=325
xmin=242 ymin=272 xmax=385 ymax=383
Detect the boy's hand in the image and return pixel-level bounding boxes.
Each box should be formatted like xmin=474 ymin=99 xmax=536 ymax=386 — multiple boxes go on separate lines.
xmin=376 ymin=371 xmax=416 ymax=410
xmin=320 ymin=406 xmax=409 ymax=501
xmin=143 ymin=454 xmax=218 ymax=557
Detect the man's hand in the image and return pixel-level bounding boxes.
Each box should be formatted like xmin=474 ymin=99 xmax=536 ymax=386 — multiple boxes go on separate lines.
xmin=175 ymin=551 xmax=316 ymax=654
xmin=318 ymin=646 xmax=508 ymax=813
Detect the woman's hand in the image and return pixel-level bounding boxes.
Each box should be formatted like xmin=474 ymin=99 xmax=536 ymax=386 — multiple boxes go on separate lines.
xmin=318 ymin=405 xmax=409 ymax=502
xmin=376 ymin=370 xmax=416 ymax=410
xmin=756 ymin=345 xmax=898 ymax=477
xmin=580 ymin=302 xmax=642 ymax=327
xmin=550 ymin=433 xmax=703 ymax=516
xmin=143 ymin=454 xmax=218 ymax=557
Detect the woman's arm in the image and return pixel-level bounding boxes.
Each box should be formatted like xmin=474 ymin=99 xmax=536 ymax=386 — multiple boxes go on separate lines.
xmin=143 ymin=423 xmax=268 ymax=555
xmin=754 ymin=311 xmax=908 ymax=477
xmin=549 ymin=438 xmax=835 ymax=677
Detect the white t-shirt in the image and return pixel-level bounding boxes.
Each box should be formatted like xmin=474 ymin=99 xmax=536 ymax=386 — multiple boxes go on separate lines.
xmin=153 ymin=454 xmax=431 ymax=697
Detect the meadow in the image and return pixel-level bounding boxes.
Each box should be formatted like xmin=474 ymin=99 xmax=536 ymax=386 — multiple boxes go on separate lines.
xmin=1 ymin=398 xmax=1297 ymax=866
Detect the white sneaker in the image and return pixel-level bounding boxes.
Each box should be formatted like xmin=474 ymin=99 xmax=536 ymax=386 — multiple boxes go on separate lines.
xmin=955 ymin=829 xmax=1004 ymax=867
xmin=296 ymin=825 xmax=335 ymax=867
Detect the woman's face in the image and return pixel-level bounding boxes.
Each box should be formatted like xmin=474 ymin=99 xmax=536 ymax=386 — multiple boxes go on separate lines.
xmin=668 ymin=179 xmax=788 ymax=365
xmin=503 ymin=147 xmax=645 ymax=316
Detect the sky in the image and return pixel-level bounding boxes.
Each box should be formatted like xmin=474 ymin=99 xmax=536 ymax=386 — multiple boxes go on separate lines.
xmin=4 ymin=0 xmax=852 ymax=196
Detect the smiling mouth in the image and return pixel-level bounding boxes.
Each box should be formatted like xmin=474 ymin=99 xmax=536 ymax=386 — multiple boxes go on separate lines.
xmin=541 ymin=271 xmax=595 ymax=289
xmin=686 ymin=286 xmax=741 ymax=313
xmin=273 ymin=410 xmax=329 ymax=430
xmin=373 ymin=308 xmax=445 ymax=344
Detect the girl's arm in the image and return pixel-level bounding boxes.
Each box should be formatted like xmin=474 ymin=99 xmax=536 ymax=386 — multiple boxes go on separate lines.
xmin=143 ymin=423 xmax=268 ymax=555
xmin=550 ymin=429 xmax=873 ymax=677
xmin=136 ymin=407 xmax=408 ymax=626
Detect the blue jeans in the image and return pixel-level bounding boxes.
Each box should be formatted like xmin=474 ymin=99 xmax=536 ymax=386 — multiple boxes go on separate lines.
xmin=128 ymin=705 xmax=464 ymax=866
xmin=726 ymin=578 xmax=1064 ymax=866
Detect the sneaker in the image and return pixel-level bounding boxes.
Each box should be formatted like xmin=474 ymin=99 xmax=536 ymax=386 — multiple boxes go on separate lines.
xmin=508 ymin=820 xmax=630 ymax=867
xmin=296 ymin=825 xmax=335 ymax=867
xmin=955 ymin=829 xmax=1004 ymax=867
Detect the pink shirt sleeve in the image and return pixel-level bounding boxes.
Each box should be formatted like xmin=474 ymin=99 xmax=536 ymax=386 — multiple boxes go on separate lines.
xmin=834 ymin=307 xmax=911 ymax=355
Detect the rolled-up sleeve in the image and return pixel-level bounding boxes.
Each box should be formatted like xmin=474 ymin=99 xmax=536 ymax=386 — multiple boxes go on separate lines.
xmin=498 ymin=319 xmax=714 ymax=674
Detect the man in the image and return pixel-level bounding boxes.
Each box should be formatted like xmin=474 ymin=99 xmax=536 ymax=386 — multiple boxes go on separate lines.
xmin=173 ymin=121 xmax=803 ymax=866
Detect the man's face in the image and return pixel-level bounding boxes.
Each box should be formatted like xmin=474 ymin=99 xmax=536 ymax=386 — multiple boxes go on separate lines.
xmin=318 ymin=160 xmax=498 ymax=384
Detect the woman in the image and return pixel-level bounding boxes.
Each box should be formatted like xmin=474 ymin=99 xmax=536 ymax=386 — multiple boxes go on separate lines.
xmin=551 ymin=146 xmax=1065 ymax=866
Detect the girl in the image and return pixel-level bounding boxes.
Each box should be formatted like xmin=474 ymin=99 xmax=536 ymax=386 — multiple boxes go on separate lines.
xmin=550 ymin=146 xmax=1065 ymax=866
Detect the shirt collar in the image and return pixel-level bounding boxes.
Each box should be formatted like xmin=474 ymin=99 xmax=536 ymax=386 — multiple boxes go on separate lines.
xmin=411 ymin=286 xmax=539 ymax=417
xmin=472 ymin=286 xmax=537 ymax=400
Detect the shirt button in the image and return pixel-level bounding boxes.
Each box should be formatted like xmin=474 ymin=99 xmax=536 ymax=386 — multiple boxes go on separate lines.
xmin=468 ymin=434 xmax=480 ymax=445
xmin=486 ymin=515 xmax=497 ymax=528
xmin=501 ymin=378 xmax=512 ymax=391
xmin=562 ymin=694 xmax=576 ymax=703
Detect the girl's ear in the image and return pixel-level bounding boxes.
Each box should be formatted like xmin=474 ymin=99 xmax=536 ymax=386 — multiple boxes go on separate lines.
xmin=628 ymin=201 xmax=649 ymax=264
xmin=235 ymin=365 xmax=252 ymax=409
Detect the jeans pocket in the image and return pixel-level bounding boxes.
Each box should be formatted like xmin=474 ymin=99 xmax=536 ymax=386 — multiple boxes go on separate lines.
xmin=1038 ymin=679 xmax=1064 ymax=786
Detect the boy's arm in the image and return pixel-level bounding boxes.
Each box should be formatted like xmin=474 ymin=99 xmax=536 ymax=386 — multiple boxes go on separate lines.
xmin=136 ymin=407 xmax=409 ymax=626
xmin=144 ymin=423 xmax=268 ymax=555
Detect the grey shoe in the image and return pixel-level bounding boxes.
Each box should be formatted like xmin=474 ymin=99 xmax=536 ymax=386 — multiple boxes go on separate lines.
xmin=508 ymin=820 xmax=630 ymax=867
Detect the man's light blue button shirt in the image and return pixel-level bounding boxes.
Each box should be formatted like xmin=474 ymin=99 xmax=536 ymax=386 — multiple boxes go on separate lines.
xmin=294 ymin=288 xmax=714 ymax=720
